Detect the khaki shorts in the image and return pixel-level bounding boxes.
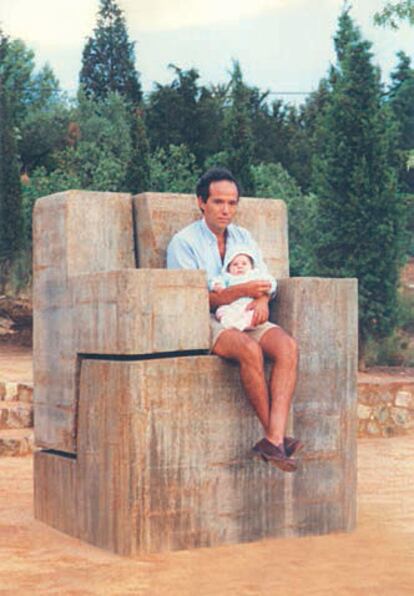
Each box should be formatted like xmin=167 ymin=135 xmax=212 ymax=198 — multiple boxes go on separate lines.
xmin=210 ymin=314 xmax=278 ymax=351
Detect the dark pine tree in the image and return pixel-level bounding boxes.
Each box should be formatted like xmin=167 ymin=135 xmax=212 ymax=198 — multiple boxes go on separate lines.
xmin=311 ymin=8 xmax=405 ymax=355
xmin=0 ymin=33 xmax=23 ymax=259
xmin=225 ymin=61 xmax=255 ymax=195
xmin=79 ymin=0 xmax=142 ymax=104
xmin=145 ymin=65 xmax=225 ymax=167
xmin=146 ymin=66 xmax=200 ymax=155
xmin=388 ymin=51 xmax=414 ymax=192
xmin=124 ymin=107 xmax=150 ymax=194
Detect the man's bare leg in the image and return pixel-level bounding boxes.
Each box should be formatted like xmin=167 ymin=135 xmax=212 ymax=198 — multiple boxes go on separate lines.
xmin=259 ymin=327 xmax=299 ymax=446
xmin=213 ymin=328 xmax=270 ymax=430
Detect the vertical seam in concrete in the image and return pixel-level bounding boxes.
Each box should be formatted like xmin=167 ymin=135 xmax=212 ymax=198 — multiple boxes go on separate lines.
xmin=131 ymin=197 xmax=139 ymax=268
xmin=73 ymin=354 xmax=82 ymax=451
xmin=284 ymin=411 xmax=295 ymax=536
xmin=284 ymin=475 xmax=294 ymax=537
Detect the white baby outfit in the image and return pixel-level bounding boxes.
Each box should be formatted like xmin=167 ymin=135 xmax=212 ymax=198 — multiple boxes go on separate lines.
xmin=209 ymin=247 xmax=277 ymax=332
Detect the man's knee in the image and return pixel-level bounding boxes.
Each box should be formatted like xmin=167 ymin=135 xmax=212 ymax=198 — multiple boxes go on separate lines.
xmin=261 ymin=327 xmax=299 ymax=365
xmin=238 ymin=334 xmax=264 ymax=366
xmin=213 ymin=329 xmax=264 ymax=366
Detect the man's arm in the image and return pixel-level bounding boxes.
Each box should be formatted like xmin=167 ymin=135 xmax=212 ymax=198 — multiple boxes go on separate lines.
xmin=167 ymin=236 xmax=198 ymax=270
xmin=209 ymin=279 xmax=272 ymax=310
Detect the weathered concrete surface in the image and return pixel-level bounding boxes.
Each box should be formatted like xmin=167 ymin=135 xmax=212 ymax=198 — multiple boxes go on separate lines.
xmin=35 ymin=267 xmax=209 ymax=452
xmin=133 ymin=193 xmax=289 ymax=278
xmin=72 ymin=269 xmax=209 ymax=355
xmin=33 ymin=191 xmax=135 ymax=452
xmin=33 ymin=191 xmax=288 ymax=454
xmin=5 ymin=437 xmax=414 ymax=594
xmin=35 ymin=272 xmax=358 ymax=556
xmin=33 ymin=192 xmax=358 ymax=554
xmin=272 ymin=277 xmax=359 ymax=532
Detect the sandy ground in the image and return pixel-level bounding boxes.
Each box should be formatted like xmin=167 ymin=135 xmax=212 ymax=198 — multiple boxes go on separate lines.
xmin=0 ymin=437 xmax=413 ymax=595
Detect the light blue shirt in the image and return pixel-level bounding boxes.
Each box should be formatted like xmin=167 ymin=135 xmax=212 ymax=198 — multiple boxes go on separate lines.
xmin=167 ymin=218 xmax=273 ymax=284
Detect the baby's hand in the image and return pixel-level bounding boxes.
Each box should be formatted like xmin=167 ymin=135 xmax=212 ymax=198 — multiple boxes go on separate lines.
xmin=212 ymin=282 xmax=224 ymax=293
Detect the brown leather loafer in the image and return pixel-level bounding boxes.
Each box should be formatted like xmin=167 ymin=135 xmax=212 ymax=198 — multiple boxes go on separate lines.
xmin=252 ymin=438 xmax=298 ymax=472
xmin=284 ymin=436 xmax=304 ymax=457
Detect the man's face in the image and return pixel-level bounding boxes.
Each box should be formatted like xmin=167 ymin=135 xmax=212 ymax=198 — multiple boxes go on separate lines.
xmin=197 ymin=180 xmax=239 ymax=235
xmin=228 ymin=254 xmax=253 ymax=276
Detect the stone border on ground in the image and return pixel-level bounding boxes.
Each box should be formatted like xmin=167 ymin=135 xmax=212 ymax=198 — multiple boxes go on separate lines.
xmin=357 ymin=377 xmax=414 ymax=437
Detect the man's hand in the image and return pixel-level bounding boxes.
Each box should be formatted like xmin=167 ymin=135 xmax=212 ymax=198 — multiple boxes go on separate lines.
xmin=209 ymin=279 xmax=271 ymax=310
xmin=246 ymin=295 xmax=270 ymax=326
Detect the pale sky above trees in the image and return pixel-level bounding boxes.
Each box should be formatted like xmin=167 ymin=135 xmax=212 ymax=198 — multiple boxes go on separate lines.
xmin=0 ymin=0 xmax=412 ymax=100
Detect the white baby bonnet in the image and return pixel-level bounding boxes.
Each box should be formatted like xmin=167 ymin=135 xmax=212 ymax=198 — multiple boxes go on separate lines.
xmin=223 ymin=246 xmax=257 ymax=273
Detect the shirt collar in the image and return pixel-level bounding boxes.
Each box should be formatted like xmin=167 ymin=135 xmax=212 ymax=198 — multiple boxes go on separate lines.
xmin=200 ymin=217 xmax=236 ymax=244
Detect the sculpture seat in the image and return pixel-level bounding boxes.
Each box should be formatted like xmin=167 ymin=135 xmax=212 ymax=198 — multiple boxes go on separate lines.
xmin=33 ymin=190 xmax=357 ymax=555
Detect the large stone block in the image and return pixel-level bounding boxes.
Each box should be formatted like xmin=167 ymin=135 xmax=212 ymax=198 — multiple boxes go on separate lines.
xmin=271 ymin=276 xmax=358 ymax=530
xmin=34 ymin=267 xmax=209 ymax=451
xmin=35 ymin=345 xmax=356 ymax=555
xmin=33 ymin=191 xmax=358 ymax=555
xmin=33 ymin=190 xmax=290 ymax=452
xmin=133 ymin=193 xmax=289 ymax=278
xmin=72 ymin=269 xmax=209 ymax=354
xmin=33 ymin=191 xmax=136 ymax=452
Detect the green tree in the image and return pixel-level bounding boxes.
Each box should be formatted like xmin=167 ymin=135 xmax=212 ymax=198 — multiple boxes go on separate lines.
xmin=388 ymin=52 xmax=414 ymax=192
xmin=0 ymin=34 xmax=23 ymax=259
xmin=0 ymin=38 xmax=35 ymax=123
xmin=20 ymin=91 xmax=134 ymax=246
xmin=146 ymin=65 xmax=225 ymax=166
xmin=125 ymin=107 xmax=150 ymax=194
xmin=56 ymin=91 xmax=133 ymax=191
xmin=252 ymin=162 xmax=315 ymax=276
xmin=148 ymin=144 xmax=200 ymax=193
xmin=79 ymin=0 xmax=142 ymax=104
xmin=146 ymin=66 xmax=200 ymax=153
xmin=251 ymin=98 xmax=287 ymax=166
xmin=389 ymin=50 xmax=413 ymax=97
xmin=374 ymin=0 xmax=414 ymax=28
xmin=196 ymin=84 xmax=226 ymax=165
xmin=311 ymin=9 xmax=405 ymax=353
xmin=19 ymin=100 xmax=71 ymax=173
xmin=0 ymin=35 xmax=69 ymax=174
xmin=224 ymin=61 xmax=255 ymax=194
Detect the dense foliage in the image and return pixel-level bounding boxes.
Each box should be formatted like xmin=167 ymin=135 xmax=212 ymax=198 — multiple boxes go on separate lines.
xmin=0 ymin=31 xmax=23 ymax=260
xmin=310 ymin=9 xmax=405 ymax=346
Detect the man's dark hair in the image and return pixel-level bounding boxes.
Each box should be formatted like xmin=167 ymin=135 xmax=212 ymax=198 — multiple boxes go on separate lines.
xmin=196 ymin=167 xmax=241 ymax=203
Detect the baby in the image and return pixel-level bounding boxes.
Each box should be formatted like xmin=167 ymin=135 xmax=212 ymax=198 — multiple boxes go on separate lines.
xmin=209 ymin=247 xmax=277 ymax=331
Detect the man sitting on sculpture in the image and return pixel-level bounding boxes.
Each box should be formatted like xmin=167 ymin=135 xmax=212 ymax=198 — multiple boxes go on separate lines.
xmin=167 ymin=167 xmax=301 ymax=472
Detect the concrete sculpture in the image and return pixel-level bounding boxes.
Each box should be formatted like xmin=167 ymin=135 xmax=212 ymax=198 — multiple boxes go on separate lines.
xmin=33 ymin=190 xmax=358 ymax=555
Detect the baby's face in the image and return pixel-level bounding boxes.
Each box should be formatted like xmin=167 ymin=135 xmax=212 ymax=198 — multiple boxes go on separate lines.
xmin=228 ymin=254 xmax=253 ymax=276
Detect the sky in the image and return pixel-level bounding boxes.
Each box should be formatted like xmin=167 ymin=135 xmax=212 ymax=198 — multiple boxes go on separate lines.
xmin=0 ymin=0 xmax=412 ymax=104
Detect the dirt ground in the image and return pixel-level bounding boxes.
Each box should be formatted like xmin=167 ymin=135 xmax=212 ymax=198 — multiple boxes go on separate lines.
xmin=0 ymin=437 xmax=413 ymax=595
